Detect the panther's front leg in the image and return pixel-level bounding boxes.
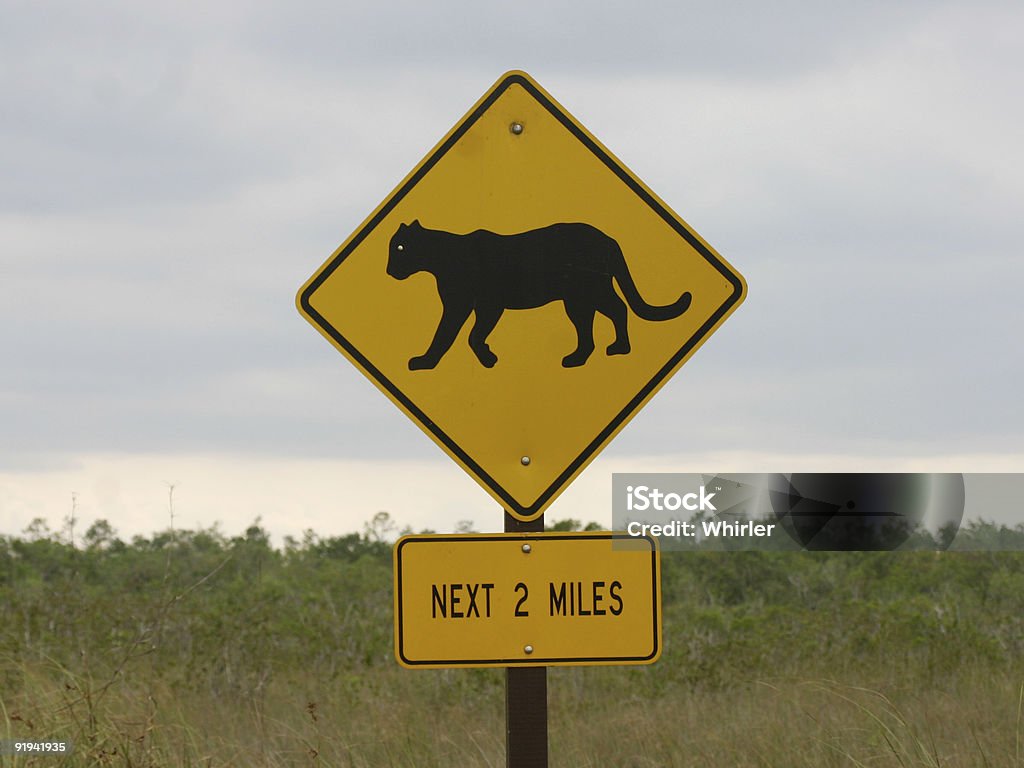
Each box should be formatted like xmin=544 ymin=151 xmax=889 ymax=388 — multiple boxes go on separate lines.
xmin=468 ymin=304 xmax=504 ymax=368
xmin=409 ymin=301 xmax=472 ymax=370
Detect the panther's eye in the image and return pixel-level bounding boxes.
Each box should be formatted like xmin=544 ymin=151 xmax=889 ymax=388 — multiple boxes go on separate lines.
xmin=396 ymin=244 xmax=404 ymax=251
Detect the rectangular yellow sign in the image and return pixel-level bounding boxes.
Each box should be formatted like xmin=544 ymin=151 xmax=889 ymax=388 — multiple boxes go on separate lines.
xmin=393 ymin=532 xmax=661 ymax=668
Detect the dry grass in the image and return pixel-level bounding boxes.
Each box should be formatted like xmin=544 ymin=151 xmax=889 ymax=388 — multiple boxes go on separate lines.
xmin=549 ymin=673 xmax=1024 ymax=767
xmin=3 ymin=534 xmax=1023 ymax=766
xmin=3 ymin=660 xmax=1022 ymax=767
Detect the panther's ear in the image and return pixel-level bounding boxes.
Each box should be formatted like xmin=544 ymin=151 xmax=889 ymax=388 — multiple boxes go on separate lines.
xmin=411 ymin=219 xmax=421 ymax=228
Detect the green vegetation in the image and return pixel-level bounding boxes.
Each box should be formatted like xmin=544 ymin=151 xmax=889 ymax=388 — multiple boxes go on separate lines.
xmin=1 ymin=515 xmax=1023 ymax=766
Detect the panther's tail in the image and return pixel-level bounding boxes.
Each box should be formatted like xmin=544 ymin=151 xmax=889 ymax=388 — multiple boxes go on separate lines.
xmin=612 ymin=244 xmax=692 ymax=321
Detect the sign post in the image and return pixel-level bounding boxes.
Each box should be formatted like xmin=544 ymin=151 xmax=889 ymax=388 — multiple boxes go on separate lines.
xmin=393 ymin=528 xmax=661 ymax=765
xmin=298 ymin=69 xmax=744 ymax=767
xmin=504 ymin=512 xmax=546 ymax=768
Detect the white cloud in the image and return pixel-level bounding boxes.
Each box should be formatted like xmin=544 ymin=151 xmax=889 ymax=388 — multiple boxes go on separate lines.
xmin=2 ymin=2 xmax=1022 ymax=532
xmin=3 ymin=450 xmax=1023 ymax=546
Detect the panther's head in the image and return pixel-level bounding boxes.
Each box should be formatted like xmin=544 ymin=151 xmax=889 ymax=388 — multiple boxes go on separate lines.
xmin=386 ymin=220 xmax=422 ymax=280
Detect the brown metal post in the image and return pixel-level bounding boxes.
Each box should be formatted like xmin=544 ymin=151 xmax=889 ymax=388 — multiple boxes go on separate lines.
xmin=505 ymin=510 xmax=548 ymax=768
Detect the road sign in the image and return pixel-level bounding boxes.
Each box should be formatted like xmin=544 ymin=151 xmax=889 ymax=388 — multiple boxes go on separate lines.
xmin=393 ymin=532 xmax=661 ymax=668
xmin=298 ymin=70 xmax=746 ymax=521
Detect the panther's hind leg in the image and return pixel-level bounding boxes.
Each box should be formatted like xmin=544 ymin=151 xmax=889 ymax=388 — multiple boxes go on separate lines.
xmin=597 ymin=289 xmax=630 ymax=356
xmin=562 ymin=299 xmax=596 ymax=368
xmin=469 ymin=305 xmax=503 ymax=368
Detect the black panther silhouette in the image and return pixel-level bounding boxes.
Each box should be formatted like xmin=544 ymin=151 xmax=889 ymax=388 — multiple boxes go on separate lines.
xmin=386 ymin=220 xmax=693 ymax=369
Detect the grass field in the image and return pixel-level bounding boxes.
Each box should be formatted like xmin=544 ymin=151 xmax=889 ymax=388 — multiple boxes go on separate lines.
xmin=2 ymin=517 xmax=1023 ymax=766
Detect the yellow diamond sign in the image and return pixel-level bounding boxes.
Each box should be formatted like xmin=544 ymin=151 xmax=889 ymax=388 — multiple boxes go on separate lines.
xmin=297 ymin=70 xmax=746 ymax=521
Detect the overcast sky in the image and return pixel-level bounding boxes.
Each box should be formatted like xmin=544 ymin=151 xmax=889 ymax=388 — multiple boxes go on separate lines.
xmin=2 ymin=1 xmax=1022 ymax=542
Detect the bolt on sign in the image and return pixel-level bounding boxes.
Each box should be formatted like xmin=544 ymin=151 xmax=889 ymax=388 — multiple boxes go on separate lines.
xmin=297 ymin=70 xmax=746 ymax=521
xmin=393 ymin=532 xmax=661 ymax=668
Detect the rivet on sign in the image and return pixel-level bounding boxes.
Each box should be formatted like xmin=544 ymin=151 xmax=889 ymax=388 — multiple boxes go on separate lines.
xmin=510 ymin=121 xmax=524 ymax=135
xmin=522 ymin=543 xmax=532 ymax=554
xmin=524 ymin=645 xmax=534 ymax=655
xmin=520 ymin=456 xmax=531 ymax=466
